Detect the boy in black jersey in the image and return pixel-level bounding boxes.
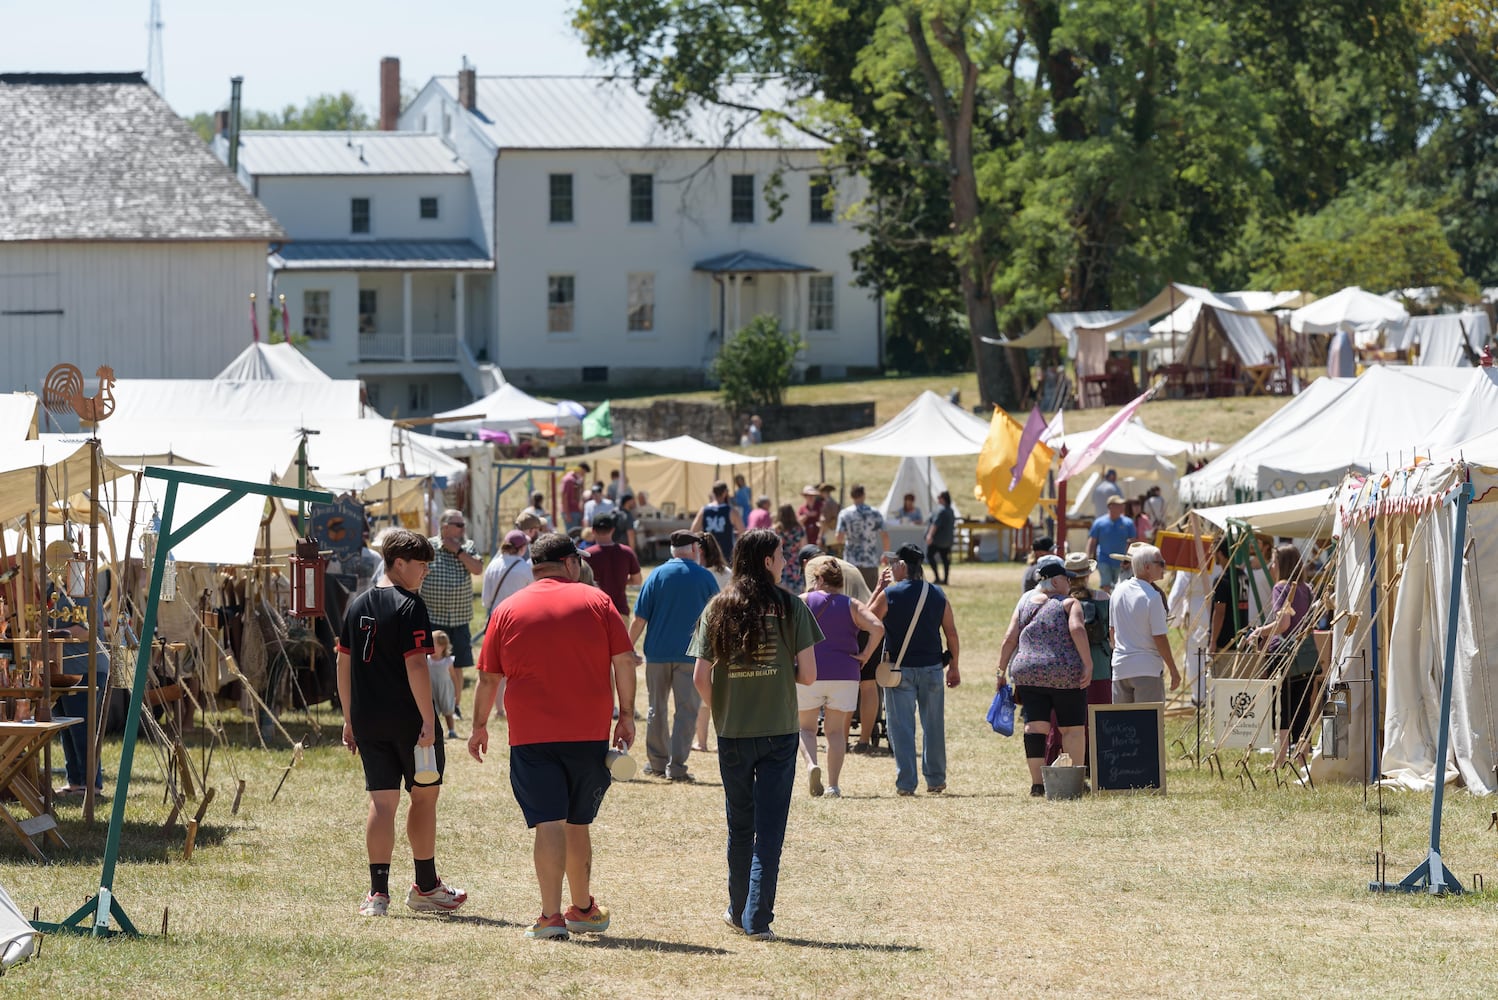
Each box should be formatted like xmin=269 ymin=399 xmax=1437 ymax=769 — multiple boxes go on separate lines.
xmin=337 ymin=529 xmax=468 ymax=916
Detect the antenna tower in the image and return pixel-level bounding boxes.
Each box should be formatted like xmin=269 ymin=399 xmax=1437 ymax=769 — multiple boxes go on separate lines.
xmin=146 ymin=0 xmax=165 ymax=95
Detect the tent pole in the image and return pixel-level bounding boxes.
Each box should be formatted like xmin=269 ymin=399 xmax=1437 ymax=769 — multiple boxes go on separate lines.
xmin=1056 ymin=445 xmax=1069 ymax=556
xmin=819 ymin=448 xmax=825 ymax=487
xmin=1375 ymin=481 xmax=1472 ymax=895
xmin=85 ymin=437 xmax=100 ymax=823
xmin=1367 ymin=518 xmax=1380 ymax=789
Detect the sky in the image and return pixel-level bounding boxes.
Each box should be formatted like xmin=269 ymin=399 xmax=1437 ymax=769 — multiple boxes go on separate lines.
xmin=0 ymin=0 xmax=600 ymax=117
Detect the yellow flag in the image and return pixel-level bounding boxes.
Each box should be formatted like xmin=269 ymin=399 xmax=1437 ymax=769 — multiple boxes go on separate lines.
xmin=975 ymin=408 xmax=1053 ymax=528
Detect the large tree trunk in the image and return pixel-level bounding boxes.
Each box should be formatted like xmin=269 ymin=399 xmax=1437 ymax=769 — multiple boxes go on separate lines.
xmin=912 ymin=12 xmax=1022 ymax=412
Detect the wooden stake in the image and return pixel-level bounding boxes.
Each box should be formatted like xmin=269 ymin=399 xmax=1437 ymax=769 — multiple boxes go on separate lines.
xmin=231 ymin=778 xmax=246 ymax=816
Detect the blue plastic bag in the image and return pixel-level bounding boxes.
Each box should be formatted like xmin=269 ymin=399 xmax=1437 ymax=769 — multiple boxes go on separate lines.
xmin=986 ymin=684 xmax=1015 ymax=737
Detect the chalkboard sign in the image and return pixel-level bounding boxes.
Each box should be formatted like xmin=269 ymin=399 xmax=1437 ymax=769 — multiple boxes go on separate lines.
xmin=1089 ymin=702 xmax=1166 ymax=794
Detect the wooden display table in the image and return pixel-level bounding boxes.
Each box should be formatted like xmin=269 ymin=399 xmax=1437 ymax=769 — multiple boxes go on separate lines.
xmin=0 ymin=717 xmax=81 ymax=861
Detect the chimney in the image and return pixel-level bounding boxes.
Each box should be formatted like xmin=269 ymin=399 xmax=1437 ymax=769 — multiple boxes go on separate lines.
xmin=458 ymin=57 xmax=477 ymax=112
xmin=228 ymin=76 xmax=243 ymax=172
xmin=380 ymin=56 xmax=401 ymax=130
xmin=214 ymin=109 xmax=230 ymax=136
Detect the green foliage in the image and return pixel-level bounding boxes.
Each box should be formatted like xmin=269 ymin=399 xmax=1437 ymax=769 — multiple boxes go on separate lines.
xmin=1259 ymin=207 xmax=1474 ymax=297
xmin=188 ymin=92 xmax=373 ymax=142
xmin=711 ymin=315 xmax=806 ymax=412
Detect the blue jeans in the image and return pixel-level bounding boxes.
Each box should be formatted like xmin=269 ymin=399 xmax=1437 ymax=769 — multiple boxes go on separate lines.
xmin=883 ymin=663 xmax=946 ymax=793
xmin=717 ymin=733 xmax=797 ymax=934
xmin=55 ymin=679 xmax=107 ymax=790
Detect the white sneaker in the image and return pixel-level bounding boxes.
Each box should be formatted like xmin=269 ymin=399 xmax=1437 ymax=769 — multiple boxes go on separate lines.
xmin=807 ymin=765 xmax=824 ymax=798
xmin=405 ymin=879 xmax=468 ymax=913
xmin=825 ymin=786 xmax=841 ymax=798
xmin=359 ymin=892 xmax=389 ymax=917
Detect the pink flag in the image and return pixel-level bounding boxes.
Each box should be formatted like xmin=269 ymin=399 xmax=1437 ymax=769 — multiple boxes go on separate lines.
xmin=1009 ymin=407 xmax=1048 ymax=491
xmin=1058 ymin=384 xmax=1157 ymax=482
xmin=250 ymin=295 xmax=260 ymax=343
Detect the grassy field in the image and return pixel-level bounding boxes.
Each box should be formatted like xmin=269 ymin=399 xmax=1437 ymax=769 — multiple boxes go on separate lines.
xmin=8 ymin=560 xmax=1498 ymax=999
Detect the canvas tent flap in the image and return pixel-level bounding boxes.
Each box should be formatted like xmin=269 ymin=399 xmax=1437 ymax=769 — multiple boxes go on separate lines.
xmin=1411 ymin=311 xmax=1490 ymax=368
xmin=0 ymin=440 xmax=129 ymax=525
xmin=827 ymin=391 xmax=990 ymax=458
xmin=214 ymin=342 xmax=333 ymax=382
xmin=107 ymin=379 xmax=363 ymax=425
xmin=1289 ymin=285 xmax=1407 ymax=335
xmin=1007 ymin=310 xmax=1147 ymax=351
xmin=877 ymin=456 xmax=958 ymax=519
xmin=585 ymin=435 xmax=779 ymax=515
xmin=1188 ymin=488 xmax=1337 ymax=538
xmin=1 ymin=393 xmax=38 ymax=441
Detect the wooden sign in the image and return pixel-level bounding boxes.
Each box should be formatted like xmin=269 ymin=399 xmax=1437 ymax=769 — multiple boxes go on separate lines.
xmin=1089 ymin=702 xmax=1167 ymax=793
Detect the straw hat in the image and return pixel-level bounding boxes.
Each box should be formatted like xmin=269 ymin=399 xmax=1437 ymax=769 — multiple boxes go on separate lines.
xmin=801 ymin=484 xmax=820 ymax=497
xmin=1110 ymin=541 xmax=1151 ymax=563
xmin=1062 ymin=552 xmax=1097 ymax=576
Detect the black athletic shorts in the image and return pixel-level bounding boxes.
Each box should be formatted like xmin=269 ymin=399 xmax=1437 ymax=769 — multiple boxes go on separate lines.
xmin=360 ymin=736 xmax=444 ymax=792
xmin=510 ymin=740 xmax=611 ymax=828
xmin=1016 ymin=685 xmax=1088 ymax=728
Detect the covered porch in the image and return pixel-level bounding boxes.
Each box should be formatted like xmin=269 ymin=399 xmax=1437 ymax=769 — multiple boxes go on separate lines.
xmin=695 ymin=250 xmax=816 ymax=345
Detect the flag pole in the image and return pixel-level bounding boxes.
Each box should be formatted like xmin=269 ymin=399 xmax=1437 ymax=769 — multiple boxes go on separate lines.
xmin=1056 ymin=444 xmax=1069 ymax=556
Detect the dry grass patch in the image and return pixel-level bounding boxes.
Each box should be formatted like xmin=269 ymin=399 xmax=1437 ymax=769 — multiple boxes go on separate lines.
xmin=8 ymin=562 xmax=1496 ymax=998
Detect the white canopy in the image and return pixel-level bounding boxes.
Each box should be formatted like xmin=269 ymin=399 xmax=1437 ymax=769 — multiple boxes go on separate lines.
xmin=0 ymin=393 xmax=38 ymax=441
xmin=0 ymin=439 xmax=129 ymax=525
xmin=1289 ymin=286 xmax=1407 ymax=335
xmin=1006 ymin=310 xmax=1150 ymax=352
xmin=109 ymin=378 xmax=363 ymax=425
xmin=1059 ymin=419 xmax=1221 ymax=518
xmin=1189 ymin=488 xmax=1338 ymax=539
xmin=827 ymin=391 xmax=990 ymax=458
xmin=432 ymin=383 xmax=581 ymax=435
xmin=877 ymin=456 xmax=957 ymax=519
xmin=214 ymin=342 xmax=332 ymax=382
xmin=585 ymin=435 xmax=779 ymax=516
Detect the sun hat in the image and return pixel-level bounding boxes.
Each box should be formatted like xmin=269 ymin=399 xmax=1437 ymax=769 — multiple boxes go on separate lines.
xmin=801 ymin=484 xmax=820 ymax=497
xmin=1106 ymin=495 xmax=1126 ymax=506
xmin=1110 ymin=541 xmax=1151 ymax=563
xmin=1063 ymin=552 xmax=1097 ymax=576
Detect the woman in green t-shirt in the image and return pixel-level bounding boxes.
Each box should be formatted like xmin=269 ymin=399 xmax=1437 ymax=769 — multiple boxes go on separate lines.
xmin=691 ymin=529 xmax=821 ymax=940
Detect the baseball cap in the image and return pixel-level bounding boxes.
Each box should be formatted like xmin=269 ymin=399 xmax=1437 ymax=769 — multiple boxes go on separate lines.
xmin=592 ymin=511 xmax=616 ymax=530
xmin=895 ymin=543 xmax=924 ymax=564
xmin=669 ymin=529 xmax=699 ymax=548
xmin=797 ymin=543 xmax=823 ymax=564
xmin=1037 ymin=561 xmax=1069 ymax=581
xmin=503 ymin=529 xmax=530 ymax=550
xmin=530 ymin=533 xmax=579 ymax=565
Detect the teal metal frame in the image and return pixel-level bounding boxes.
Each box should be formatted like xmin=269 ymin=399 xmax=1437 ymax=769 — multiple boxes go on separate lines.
xmin=35 ymin=467 xmax=331 ymax=937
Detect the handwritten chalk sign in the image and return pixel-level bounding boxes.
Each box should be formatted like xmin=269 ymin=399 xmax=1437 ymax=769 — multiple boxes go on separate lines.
xmin=1089 ymin=702 xmax=1166 ymax=794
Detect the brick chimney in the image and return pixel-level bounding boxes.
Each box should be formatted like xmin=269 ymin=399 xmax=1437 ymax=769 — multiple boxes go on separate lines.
xmin=214 ymin=109 xmax=230 ymax=136
xmin=379 ymin=56 xmax=400 ymax=130
xmin=458 ymin=59 xmax=477 ymax=112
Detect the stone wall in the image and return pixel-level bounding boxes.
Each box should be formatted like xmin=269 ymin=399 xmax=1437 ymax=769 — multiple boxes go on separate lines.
xmin=612 ymin=399 xmax=876 ymax=447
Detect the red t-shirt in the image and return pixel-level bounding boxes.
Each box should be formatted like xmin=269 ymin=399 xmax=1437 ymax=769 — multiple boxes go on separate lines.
xmin=561 ymin=472 xmax=584 ymax=514
xmin=583 ymin=543 xmax=639 ymax=615
xmin=479 ymin=578 xmax=633 ymax=745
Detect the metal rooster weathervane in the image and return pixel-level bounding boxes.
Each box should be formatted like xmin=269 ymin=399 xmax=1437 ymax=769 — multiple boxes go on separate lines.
xmin=43 ymin=363 xmax=117 ymax=424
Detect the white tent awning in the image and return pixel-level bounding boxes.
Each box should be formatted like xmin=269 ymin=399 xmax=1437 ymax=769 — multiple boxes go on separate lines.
xmin=214 ymin=343 xmax=333 ymax=382
xmin=827 ymin=391 xmax=990 ymax=458
xmin=432 ymin=383 xmax=581 ymax=434
xmin=1289 ymin=286 xmax=1408 ymax=335
xmin=1190 ymin=488 xmax=1338 ymax=539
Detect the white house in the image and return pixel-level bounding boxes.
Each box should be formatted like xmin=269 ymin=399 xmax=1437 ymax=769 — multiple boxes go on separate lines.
xmin=0 ymin=73 xmax=284 ymax=396
xmin=217 ymin=129 xmax=498 ymax=416
xmin=399 ymin=66 xmax=881 ymax=392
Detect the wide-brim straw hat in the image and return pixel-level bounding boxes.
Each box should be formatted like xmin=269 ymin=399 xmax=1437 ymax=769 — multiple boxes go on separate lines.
xmin=1063 ymin=552 xmax=1097 ymax=576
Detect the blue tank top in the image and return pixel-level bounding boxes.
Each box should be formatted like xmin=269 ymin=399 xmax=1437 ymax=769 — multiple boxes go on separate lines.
xmin=701 ymin=501 xmax=735 ymax=558
xmin=881 ymin=579 xmax=947 ymax=668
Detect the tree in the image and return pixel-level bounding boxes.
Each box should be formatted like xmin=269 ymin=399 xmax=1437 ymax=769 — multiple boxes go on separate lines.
xmin=711 ymin=315 xmax=806 ymax=412
xmin=188 ymin=91 xmax=373 ymax=142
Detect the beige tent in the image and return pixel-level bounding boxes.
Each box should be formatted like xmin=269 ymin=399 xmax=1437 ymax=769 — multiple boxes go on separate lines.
xmin=584 ymin=436 xmax=778 ymax=516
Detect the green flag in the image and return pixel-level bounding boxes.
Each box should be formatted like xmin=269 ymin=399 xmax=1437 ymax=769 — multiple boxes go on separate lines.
xmin=581 ymin=400 xmax=612 ymax=440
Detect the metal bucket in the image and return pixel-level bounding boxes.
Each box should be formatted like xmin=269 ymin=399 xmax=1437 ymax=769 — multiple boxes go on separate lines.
xmin=1041 ymin=765 xmax=1087 ymax=800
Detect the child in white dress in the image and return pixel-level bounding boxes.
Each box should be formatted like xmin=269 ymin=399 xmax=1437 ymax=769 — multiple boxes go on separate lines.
xmin=428 ymin=630 xmax=458 ymax=739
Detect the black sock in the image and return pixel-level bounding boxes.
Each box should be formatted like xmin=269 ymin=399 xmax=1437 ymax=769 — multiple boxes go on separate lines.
xmin=369 ymin=863 xmax=390 ymax=897
xmin=414 ymin=857 xmax=438 ymax=892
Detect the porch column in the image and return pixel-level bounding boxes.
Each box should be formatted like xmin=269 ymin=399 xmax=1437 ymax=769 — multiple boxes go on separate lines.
xmin=402 ymin=272 xmax=413 ymax=362
xmin=454 ymin=272 xmax=465 ymax=357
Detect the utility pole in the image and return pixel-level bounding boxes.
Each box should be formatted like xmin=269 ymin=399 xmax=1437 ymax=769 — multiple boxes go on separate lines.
xmin=146 ymin=0 xmax=165 ymax=96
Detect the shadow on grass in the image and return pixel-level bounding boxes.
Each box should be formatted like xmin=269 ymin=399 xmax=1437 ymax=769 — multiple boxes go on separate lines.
xmin=771 ymin=936 xmax=920 ymax=952
xmin=572 ymin=935 xmax=730 ymax=955
xmin=0 ymin=817 xmax=231 ymax=865
xmin=441 ymin=913 xmax=528 ymax=930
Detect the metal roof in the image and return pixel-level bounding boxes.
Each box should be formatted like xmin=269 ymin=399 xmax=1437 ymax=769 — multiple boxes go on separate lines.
xmin=694 ymin=250 xmax=815 ymax=273
xmin=0 ymin=73 xmax=284 ymax=242
xmin=433 ymin=76 xmax=827 ymax=151
xmin=234 ymin=131 xmax=468 ymax=176
xmin=271 ymin=239 xmax=492 ymax=271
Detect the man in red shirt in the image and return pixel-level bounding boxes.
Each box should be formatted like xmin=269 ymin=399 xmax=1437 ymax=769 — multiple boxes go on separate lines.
xmin=561 ymin=462 xmax=590 ymax=532
xmin=469 ymin=533 xmax=639 ymax=940
xmin=796 ymin=484 xmax=823 ymax=545
xmin=582 ymin=513 xmax=641 ymax=617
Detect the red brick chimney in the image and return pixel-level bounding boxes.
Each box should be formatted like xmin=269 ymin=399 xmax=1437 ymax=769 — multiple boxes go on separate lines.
xmin=458 ymin=60 xmax=476 ymax=112
xmin=214 ymin=109 xmax=230 ymax=135
xmin=379 ymin=56 xmax=400 ymax=130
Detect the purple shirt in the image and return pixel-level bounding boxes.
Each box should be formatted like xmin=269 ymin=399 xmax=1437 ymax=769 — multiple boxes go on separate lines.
xmin=1265 ymin=581 xmax=1312 ymax=654
xmin=804 ymin=591 xmax=862 ymax=682
xmin=747 ymin=508 xmax=773 ymax=530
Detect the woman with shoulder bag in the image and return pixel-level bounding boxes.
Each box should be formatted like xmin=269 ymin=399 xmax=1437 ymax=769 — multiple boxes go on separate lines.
xmin=1252 ymin=545 xmax=1317 ymax=769
xmin=1042 ymin=553 xmax=1112 ymax=765
xmin=996 ymin=562 xmax=1092 ymax=796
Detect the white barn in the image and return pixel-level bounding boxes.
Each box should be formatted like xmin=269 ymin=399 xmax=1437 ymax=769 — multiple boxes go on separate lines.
xmin=399 ymin=67 xmax=881 ymax=393
xmin=0 ymin=73 xmax=284 ymax=396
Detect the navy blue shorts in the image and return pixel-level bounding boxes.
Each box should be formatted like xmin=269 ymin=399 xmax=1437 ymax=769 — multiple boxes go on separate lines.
xmin=509 ymin=741 xmax=611 ymax=828
xmin=359 ymin=736 xmax=444 ymax=792
xmin=445 ymin=623 xmax=474 ymax=668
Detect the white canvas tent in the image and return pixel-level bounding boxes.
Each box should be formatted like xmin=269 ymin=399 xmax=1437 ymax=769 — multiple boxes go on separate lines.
xmin=827 ymin=391 xmax=990 ymax=458
xmin=107 ymin=378 xmax=363 ymax=426
xmin=0 ymin=440 xmax=129 ymax=525
xmin=1188 ymin=487 xmax=1338 ymax=539
xmin=1289 ymin=285 xmax=1408 ymax=337
xmin=1409 ymin=311 xmax=1491 ymax=367
xmin=0 ymin=393 xmax=38 ymax=441
xmin=1059 ymin=419 xmax=1218 ymax=518
xmin=877 ymin=455 xmax=959 ymax=520
xmin=585 ymin=435 xmax=778 ymax=516
xmin=214 ymin=342 xmax=333 ymax=382
xmin=432 ymin=383 xmax=581 ymax=436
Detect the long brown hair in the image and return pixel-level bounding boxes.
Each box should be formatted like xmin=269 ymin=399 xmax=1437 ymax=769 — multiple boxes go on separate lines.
xmin=698 ymin=531 xmax=727 ymax=571
xmin=776 ymin=503 xmax=799 ymax=533
xmin=702 ymin=529 xmax=791 ymax=664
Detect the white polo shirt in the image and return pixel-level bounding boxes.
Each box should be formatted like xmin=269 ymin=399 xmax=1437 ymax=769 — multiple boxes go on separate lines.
xmin=1109 ymin=577 xmax=1168 ymax=680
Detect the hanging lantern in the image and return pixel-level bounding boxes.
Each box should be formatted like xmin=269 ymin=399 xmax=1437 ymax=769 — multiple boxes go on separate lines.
xmin=67 ymin=546 xmax=90 ymax=599
xmin=289 ymin=538 xmax=327 ymax=619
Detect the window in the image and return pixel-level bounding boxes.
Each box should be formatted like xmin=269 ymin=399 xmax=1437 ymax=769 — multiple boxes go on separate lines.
xmin=548 ymin=275 xmax=575 ymax=333
xmin=731 ymin=174 xmax=754 ymax=223
xmin=582 ymin=366 xmax=609 ymax=383
xmin=810 ymin=175 xmax=834 ymax=224
xmin=629 ymin=173 xmax=654 ymax=223
xmin=358 ymin=289 xmax=378 ymax=334
xmin=808 ymin=275 xmax=835 ymax=331
xmin=419 ymin=114 xmax=428 ymax=132
xmin=350 ymin=197 xmax=370 ymax=234
xmin=407 ymin=382 xmax=430 ymax=413
xmin=419 ymin=196 xmax=439 ymax=220
xmin=303 ymin=290 xmax=330 ymax=340
xmin=627 ymin=273 xmax=654 ymax=332
xmin=549 ymin=174 xmax=574 ymax=223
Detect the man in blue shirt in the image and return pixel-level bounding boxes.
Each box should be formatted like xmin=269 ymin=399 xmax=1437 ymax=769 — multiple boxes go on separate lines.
xmin=1087 ymin=495 xmax=1136 ymax=588
xmin=628 ymin=530 xmax=721 ymax=780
